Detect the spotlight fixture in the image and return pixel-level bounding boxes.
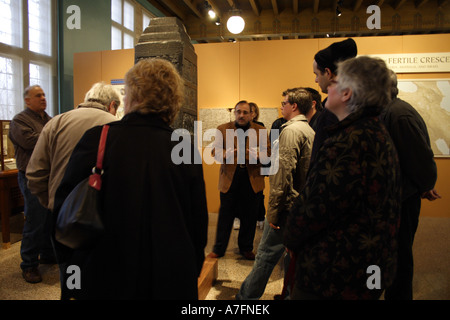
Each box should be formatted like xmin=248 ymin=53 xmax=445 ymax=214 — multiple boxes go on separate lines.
xmin=227 ymin=10 xmax=245 ymax=34
xmin=336 ymin=0 xmax=343 ymax=17
xmin=202 ymin=1 xmax=217 ymax=21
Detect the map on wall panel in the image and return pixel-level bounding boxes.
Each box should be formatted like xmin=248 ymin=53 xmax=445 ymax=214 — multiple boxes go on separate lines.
xmin=397 ymin=79 xmax=450 ymax=157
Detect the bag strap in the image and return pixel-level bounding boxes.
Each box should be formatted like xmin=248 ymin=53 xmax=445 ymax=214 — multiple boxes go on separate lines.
xmin=96 ymin=124 xmax=110 ymax=171
xmin=89 ymin=125 xmax=110 ymax=191
xmin=277 ymin=251 xmax=297 ymax=300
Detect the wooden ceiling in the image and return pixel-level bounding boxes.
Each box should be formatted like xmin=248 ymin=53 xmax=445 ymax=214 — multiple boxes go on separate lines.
xmin=145 ymin=0 xmax=450 ymax=42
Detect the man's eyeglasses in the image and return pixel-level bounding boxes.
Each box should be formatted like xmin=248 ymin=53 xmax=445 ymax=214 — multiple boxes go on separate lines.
xmin=281 ymin=101 xmax=291 ymax=107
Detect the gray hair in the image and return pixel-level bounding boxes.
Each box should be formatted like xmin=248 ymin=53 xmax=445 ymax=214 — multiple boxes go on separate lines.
xmin=336 ymin=56 xmax=391 ymax=113
xmin=388 ymin=69 xmax=399 ymax=99
xmin=24 ymin=85 xmax=42 ymax=99
xmin=84 ymin=82 xmax=121 ymax=110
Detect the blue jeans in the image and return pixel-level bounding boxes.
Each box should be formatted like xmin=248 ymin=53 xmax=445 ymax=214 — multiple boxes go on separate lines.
xmin=17 ymin=171 xmax=54 ymax=270
xmin=236 ymin=218 xmax=288 ymax=300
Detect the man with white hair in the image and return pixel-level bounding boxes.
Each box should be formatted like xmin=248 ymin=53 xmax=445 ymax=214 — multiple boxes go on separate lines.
xmin=27 ymin=82 xmax=119 ymax=213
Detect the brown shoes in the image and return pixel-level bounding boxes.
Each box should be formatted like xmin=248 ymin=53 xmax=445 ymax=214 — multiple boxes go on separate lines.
xmin=22 ymin=267 xmax=42 ymax=283
xmin=207 ymin=251 xmax=255 ymax=260
xmin=206 ymin=252 xmax=223 ymax=259
xmin=240 ymin=251 xmax=255 ymax=260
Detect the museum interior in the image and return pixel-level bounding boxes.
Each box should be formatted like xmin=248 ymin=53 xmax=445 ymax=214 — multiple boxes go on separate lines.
xmin=0 ymin=0 xmax=449 ymax=302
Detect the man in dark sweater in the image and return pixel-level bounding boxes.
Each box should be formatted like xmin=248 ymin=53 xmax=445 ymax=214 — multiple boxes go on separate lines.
xmin=381 ymin=70 xmax=441 ymax=300
xmin=311 ymin=38 xmax=357 ymax=163
xmin=9 ymin=85 xmax=53 ymax=283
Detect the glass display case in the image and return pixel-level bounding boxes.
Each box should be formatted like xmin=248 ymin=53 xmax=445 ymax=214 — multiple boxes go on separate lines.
xmin=1 ymin=120 xmax=17 ymax=171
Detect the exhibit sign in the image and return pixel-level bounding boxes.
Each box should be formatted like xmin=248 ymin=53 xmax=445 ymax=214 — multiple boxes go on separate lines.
xmin=373 ymin=53 xmax=450 ymax=73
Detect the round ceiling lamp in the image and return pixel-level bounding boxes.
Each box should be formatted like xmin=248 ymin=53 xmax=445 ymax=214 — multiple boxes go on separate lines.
xmin=227 ymin=14 xmax=245 ymax=34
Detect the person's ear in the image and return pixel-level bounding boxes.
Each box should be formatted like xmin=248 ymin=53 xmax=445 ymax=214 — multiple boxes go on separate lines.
xmin=109 ymin=101 xmax=117 ymax=115
xmin=341 ymin=88 xmax=352 ymax=103
xmin=324 ymin=68 xmax=333 ymax=80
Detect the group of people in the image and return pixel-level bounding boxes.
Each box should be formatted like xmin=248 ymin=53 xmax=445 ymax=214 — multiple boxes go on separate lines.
xmin=207 ymin=38 xmax=440 ymax=300
xmin=8 ymin=38 xmax=440 ymax=300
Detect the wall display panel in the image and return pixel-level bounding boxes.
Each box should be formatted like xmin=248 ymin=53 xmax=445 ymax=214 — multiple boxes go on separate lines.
xmin=397 ymin=79 xmax=450 ymax=157
xmin=198 ymin=108 xmax=279 ymax=146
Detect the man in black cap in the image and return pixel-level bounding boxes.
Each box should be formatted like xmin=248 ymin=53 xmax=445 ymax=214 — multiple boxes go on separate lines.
xmin=310 ymin=38 xmax=357 ymax=162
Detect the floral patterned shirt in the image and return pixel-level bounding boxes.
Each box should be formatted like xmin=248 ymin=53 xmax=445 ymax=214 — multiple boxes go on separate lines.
xmin=284 ymin=107 xmax=401 ymax=300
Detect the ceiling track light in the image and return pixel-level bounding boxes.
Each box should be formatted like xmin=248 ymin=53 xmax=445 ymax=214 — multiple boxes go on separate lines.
xmin=202 ymin=1 xmax=217 ymax=21
xmin=336 ymin=0 xmax=343 ymax=17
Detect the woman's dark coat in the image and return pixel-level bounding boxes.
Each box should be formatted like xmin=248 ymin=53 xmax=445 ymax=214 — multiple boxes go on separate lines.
xmin=53 ymin=112 xmax=208 ymax=300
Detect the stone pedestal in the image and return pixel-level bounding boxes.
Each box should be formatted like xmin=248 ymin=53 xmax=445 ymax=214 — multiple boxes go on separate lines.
xmin=135 ymin=17 xmax=197 ymax=135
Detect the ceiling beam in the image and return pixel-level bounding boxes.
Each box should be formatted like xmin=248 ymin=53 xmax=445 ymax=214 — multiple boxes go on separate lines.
xmin=181 ymin=0 xmax=202 ymax=18
xmin=393 ymin=0 xmax=408 ymax=10
xmin=145 ymin=0 xmax=172 ymax=17
xmin=415 ymin=0 xmax=429 ymax=8
xmin=157 ymin=0 xmax=186 ymax=20
xmin=293 ymin=0 xmax=299 ymax=14
xmin=271 ymin=0 xmax=279 ymax=15
xmin=226 ymin=0 xmax=235 ymax=9
xmin=248 ymin=0 xmax=261 ymax=16
xmin=332 ymin=0 xmax=338 ymax=11
xmin=313 ymin=0 xmax=319 ymax=14
xmin=353 ymin=0 xmax=363 ymax=12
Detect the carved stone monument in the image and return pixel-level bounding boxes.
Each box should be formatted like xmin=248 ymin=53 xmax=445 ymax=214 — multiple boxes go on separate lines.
xmin=135 ymin=17 xmax=197 ymax=135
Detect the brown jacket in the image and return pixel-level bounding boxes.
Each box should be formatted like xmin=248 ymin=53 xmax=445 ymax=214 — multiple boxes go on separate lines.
xmin=212 ymin=121 xmax=270 ymax=194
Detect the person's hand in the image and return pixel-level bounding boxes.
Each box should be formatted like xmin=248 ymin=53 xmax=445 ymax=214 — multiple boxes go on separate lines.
xmin=225 ymin=147 xmax=236 ymax=163
xmin=248 ymin=147 xmax=258 ymax=163
xmin=421 ymin=189 xmax=442 ymax=201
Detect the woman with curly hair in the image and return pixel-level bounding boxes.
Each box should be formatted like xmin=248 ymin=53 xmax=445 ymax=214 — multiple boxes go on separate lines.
xmin=53 ymin=59 xmax=208 ymax=299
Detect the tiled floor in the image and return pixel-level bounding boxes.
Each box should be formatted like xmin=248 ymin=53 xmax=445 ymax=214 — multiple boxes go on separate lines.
xmin=0 ymin=214 xmax=449 ymax=300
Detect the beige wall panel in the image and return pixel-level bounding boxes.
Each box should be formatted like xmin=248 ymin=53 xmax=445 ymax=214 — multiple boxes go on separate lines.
xmin=101 ymin=49 xmax=134 ymax=83
xmin=73 ymin=51 xmax=102 ymax=108
xmin=195 ymin=43 xmax=240 ymax=109
xmin=239 ymin=39 xmax=319 ymax=111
